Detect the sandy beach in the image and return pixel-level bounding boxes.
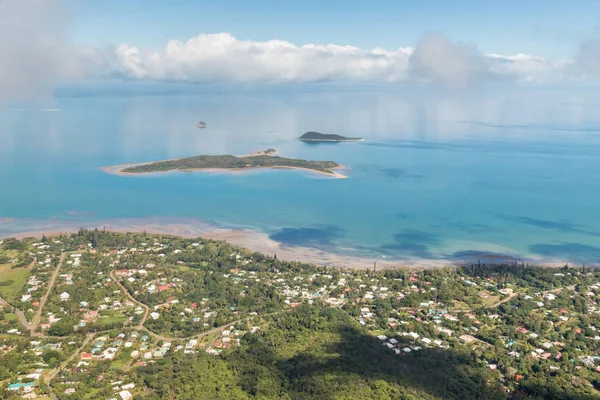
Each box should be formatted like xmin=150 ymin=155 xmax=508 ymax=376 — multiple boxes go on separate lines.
xmin=0 ymin=216 xmax=574 ymax=269
xmin=101 ymin=163 xmax=348 ymax=179
xmin=1 ymin=216 xmax=440 ymax=269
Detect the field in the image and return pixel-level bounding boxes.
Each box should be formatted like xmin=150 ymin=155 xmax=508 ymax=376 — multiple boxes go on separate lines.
xmin=0 ymin=263 xmax=31 ymax=302
xmin=4 ymin=313 xmax=17 ymax=321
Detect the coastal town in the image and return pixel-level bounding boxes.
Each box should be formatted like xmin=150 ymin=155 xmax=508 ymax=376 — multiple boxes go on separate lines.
xmin=1 ymin=230 xmax=600 ymax=399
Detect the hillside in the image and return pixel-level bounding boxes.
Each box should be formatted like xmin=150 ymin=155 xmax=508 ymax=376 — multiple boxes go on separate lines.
xmin=1 ymin=231 xmax=600 ymax=400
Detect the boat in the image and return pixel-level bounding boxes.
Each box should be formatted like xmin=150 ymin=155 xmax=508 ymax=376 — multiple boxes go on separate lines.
xmin=197 ymin=121 xmax=207 ymax=128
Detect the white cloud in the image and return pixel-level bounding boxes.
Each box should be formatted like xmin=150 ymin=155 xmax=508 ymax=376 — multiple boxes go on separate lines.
xmin=487 ymin=54 xmax=569 ymax=83
xmin=102 ymin=32 xmax=567 ymax=87
xmin=0 ymin=2 xmax=574 ymax=100
xmin=574 ymin=27 xmax=600 ymax=79
xmin=0 ymin=0 xmax=82 ymax=103
xmin=108 ymin=33 xmax=413 ymax=83
xmin=408 ymin=34 xmax=504 ymax=88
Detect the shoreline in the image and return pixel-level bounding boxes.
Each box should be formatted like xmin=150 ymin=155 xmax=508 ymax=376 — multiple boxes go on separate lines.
xmin=100 ymin=149 xmax=347 ymax=179
xmin=0 ymin=217 xmax=583 ymax=269
xmin=299 ymin=138 xmax=364 ymax=142
xmin=0 ymin=217 xmax=434 ymax=269
xmin=101 ymin=163 xmax=348 ymax=179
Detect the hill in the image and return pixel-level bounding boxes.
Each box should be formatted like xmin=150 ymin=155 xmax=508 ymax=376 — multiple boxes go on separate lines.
xmin=105 ymin=150 xmax=345 ymax=177
xmin=299 ymin=131 xmax=364 ymax=142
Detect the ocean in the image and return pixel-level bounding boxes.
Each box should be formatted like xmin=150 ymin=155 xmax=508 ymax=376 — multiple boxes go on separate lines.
xmin=1 ymin=83 xmax=600 ymax=265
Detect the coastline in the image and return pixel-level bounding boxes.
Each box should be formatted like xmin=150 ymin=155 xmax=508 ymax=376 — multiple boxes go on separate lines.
xmin=299 ymin=138 xmax=364 ymax=142
xmin=0 ymin=216 xmax=579 ymax=269
xmin=101 ymin=163 xmax=348 ymax=179
xmin=1 ymin=217 xmax=433 ymax=269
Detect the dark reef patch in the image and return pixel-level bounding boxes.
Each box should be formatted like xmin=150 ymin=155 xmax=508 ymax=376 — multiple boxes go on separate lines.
xmin=269 ymin=225 xmax=343 ymax=248
xmin=491 ymin=213 xmax=600 ymax=237
xmin=529 ymin=242 xmax=600 ymax=264
xmin=380 ymin=230 xmax=442 ymax=259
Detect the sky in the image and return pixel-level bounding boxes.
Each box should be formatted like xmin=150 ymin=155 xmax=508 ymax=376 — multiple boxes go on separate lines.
xmin=65 ymin=0 xmax=600 ymax=59
xmin=1 ymin=0 xmax=600 ymax=103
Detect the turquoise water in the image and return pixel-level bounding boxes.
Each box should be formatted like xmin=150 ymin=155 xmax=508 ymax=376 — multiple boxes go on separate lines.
xmin=1 ymin=84 xmax=600 ymax=264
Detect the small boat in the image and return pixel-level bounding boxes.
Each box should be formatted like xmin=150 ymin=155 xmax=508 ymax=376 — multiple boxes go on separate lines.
xmin=197 ymin=121 xmax=207 ymax=128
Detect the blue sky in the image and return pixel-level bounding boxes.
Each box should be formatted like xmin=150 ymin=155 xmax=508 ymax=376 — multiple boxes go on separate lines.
xmin=1 ymin=0 xmax=599 ymax=102
xmin=66 ymin=0 xmax=600 ymax=58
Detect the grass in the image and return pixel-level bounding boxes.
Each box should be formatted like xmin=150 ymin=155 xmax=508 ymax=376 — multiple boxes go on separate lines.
xmin=0 ymin=264 xmax=31 ymax=302
xmin=4 ymin=312 xmax=17 ymax=321
xmin=99 ymin=312 xmax=126 ymax=327
xmin=451 ymin=300 xmax=472 ymax=311
xmin=481 ymin=295 xmax=501 ymax=306
xmin=83 ymin=389 xmax=101 ymax=399
xmin=109 ymin=357 xmax=130 ymax=370
xmin=0 ymin=250 xmax=18 ymax=265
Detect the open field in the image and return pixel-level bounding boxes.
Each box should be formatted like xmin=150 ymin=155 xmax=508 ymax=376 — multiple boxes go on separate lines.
xmin=0 ymin=264 xmax=31 ymax=302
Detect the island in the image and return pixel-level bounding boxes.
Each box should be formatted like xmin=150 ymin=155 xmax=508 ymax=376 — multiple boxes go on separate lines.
xmin=299 ymin=131 xmax=364 ymax=142
xmin=102 ymin=149 xmax=346 ymax=178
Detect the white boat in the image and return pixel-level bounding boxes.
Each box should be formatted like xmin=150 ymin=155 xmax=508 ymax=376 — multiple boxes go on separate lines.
xmin=197 ymin=121 xmax=207 ymax=128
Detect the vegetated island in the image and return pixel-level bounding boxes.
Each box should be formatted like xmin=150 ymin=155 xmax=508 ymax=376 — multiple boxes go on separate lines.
xmin=103 ymin=148 xmax=347 ymax=178
xmin=299 ymin=131 xmax=364 ymax=142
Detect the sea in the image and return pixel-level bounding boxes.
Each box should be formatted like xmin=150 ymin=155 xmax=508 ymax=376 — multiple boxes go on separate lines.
xmin=1 ymin=82 xmax=600 ymax=265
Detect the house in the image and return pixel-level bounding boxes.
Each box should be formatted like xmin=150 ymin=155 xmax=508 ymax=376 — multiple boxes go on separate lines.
xmin=119 ymin=390 xmax=133 ymax=400
xmin=8 ymin=382 xmax=35 ymax=391
xmin=459 ymin=334 xmax=477 ymax=343
xmin=60 ymin=292 xmax=70 ymax=301
xmin=65 ymin=388 xmax=76 ymax=394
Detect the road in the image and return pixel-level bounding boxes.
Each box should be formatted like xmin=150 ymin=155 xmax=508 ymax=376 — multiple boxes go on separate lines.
xmin=538 ymin=285 xmax=576 ymax=296
xmin=31 ymin=253 xmax=66 ymax=335
xmin=489 ymin=292 xmax=517 ymax=308
xmin=0 ymin=294 xmax=31 ymax=332
xmin=46 ymin=332 xmax=95 ymax=382
xmin=110 ymin=270 xmax=150 ymax=329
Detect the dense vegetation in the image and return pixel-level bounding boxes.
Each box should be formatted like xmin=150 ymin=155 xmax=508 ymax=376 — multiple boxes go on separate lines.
xmin=2 ymin=230 xmax=600 ymax=400
xmin=122 ymin=151 xmax=340 ymax=174
xmin=139 ymin=306 xmax=505 ymax=400
xmin=299 ymin=131 xmax=364 ymax=141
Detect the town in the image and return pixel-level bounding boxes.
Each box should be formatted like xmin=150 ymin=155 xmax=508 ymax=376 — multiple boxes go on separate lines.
xmin=1 ymin=230 xmax=599 ymax=399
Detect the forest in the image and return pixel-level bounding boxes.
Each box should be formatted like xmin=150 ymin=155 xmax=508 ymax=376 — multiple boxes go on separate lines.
xmin=121 ymin=153 xmax=340 ymax=175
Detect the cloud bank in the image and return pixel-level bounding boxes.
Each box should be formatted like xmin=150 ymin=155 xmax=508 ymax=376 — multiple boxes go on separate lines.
xmin=111 ymin=33 xmax=414 ymax=83
xmin=105 ymin=33 xmax=565 ymax=87
xmin=0 ymin=0 xmax=595 ymax=104
xmin=0 ymin=0 xmax=82 ymax=103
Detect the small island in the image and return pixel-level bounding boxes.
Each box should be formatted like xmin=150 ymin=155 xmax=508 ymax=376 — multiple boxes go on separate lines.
xmin=299 ymin=131 xmax=364 ymax=142
xmin=103 ymin=149 xmax=346 ymax=178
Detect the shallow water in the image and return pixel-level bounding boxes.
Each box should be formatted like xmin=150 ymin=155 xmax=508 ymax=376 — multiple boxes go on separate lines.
xmin=1 ymin=84 xmax=600 ymax=265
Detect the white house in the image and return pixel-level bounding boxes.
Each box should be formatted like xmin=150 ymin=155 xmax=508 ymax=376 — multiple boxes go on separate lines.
xmin=60 ymin=292 xmax=70 ymax=301
xmin=119 ymin=390 xmax=133 ymax=400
